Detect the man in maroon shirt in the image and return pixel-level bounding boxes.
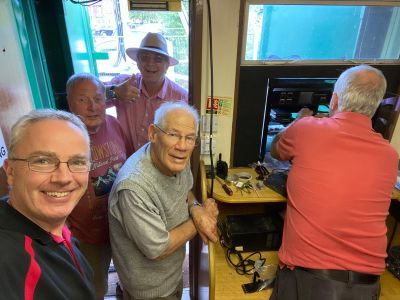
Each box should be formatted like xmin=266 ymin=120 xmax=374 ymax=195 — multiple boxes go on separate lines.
xmin=67 ymin=73 xmax=130 ymax=300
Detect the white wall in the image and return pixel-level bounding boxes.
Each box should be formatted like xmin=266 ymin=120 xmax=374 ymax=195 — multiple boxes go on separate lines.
xmin=0 ymin=0 xmax=33 ymax=135
xmin=200 ymin=0 xmax=240 ymax=166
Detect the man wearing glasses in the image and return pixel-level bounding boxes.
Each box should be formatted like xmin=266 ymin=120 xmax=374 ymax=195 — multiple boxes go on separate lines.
xmin=66 ymin=73 xmax=131 ymax=300
xmin=1 ymin=109 xmax=95 ymax=299
xmin=106 ymin=32 xmax=188 ymax=152
xmin=109 ymin=102 xmax=218 ymax=300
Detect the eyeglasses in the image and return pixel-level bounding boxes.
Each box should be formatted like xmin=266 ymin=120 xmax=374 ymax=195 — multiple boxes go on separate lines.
xmin=9 ymin=156 xmax=91 ymax=173
xmin=154 ymin=124 xmax=198 ymax=146
xmin=138 ymin=53 xmax=168 ymax=64
xmin=75 ymin=96 xmax=105 ymax=105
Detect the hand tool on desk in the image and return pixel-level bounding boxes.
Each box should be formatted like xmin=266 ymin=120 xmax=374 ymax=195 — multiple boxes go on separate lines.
xmin=216 ymin=176 xmax=233 ymax=196
xmin=246 ymin=182 xmax=260 ymax=197
xmin=255 ymin=161 xmax=269 ymax=180
xmin=252 ymin=185 xmax=261 ymax=197
xmin=237 ymin=180 xmax=253 ymax=194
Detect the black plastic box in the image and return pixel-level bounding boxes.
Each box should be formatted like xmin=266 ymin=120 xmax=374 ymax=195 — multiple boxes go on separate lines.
xmin=223 ymin=213 xmax=283 ymax=252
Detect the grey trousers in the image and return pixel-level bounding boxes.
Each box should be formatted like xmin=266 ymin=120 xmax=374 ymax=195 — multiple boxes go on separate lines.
xmin=123 ymin=279 xmax=183 ymax=300
xmin=269 ymin=267 xmax=380 ymax=300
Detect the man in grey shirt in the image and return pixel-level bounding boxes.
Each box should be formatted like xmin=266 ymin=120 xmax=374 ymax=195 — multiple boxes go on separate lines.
xmin=109 ymin=101 xmax=218 ymax=299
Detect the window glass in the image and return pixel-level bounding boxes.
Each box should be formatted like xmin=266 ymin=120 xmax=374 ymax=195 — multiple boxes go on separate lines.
xmin=244 ymin=2 xmax=400 ymax=64
xmin=87 ymin=0 xmax=189 ymax=89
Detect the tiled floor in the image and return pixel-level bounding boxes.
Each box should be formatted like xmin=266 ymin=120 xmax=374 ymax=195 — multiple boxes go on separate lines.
xmin=104 ymin=269 xmax=120 ymax=299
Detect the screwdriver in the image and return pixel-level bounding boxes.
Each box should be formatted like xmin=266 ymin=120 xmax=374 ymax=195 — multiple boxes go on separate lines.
xmin=216 ymin=176 xmax=233 ymax=196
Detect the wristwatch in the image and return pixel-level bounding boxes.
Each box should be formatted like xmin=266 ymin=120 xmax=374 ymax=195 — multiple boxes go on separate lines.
xmin=107 ymin=85 xmax=117 ymax=99
xmin=188 ymin=199 xmax=202 ymax=216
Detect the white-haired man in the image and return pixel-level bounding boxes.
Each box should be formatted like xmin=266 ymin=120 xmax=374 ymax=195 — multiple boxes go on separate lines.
xmin=109 ymin=101 xmax=218 ymax=299
xmin=270 ymin=65 xmax=398 ymax=300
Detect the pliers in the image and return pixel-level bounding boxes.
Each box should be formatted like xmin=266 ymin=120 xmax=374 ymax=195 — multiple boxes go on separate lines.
xmin=255 ymin=161 xmax=269 ymax=180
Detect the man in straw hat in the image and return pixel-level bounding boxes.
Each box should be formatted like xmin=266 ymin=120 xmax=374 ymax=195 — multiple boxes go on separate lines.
xmin=106 ymin=32 xmax=188 ymax=152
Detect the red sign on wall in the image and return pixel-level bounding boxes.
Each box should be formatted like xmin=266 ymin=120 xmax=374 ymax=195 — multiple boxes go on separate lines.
xmin=205 ymin=96 xmax=232 ymax=115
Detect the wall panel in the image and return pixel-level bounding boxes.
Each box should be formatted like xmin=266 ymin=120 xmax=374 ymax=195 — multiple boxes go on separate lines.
xmin=0 ymin=0 xmax=34 ymax=196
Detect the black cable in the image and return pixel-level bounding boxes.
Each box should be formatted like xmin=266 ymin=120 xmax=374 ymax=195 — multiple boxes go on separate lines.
xmin=218 ymin=219 xmax=266 ymax=275
xmin=225 ymin=248 xmax=266 ymax=275
xmin=205 ymin=0 xmax=215 ymax=196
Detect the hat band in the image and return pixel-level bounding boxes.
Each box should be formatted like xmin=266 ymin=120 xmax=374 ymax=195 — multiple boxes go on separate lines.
xmin=143 ymin=46 xmax=168 ymax=53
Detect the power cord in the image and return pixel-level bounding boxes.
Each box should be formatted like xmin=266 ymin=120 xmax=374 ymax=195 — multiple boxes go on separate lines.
xmin=217 ymin=219 xmax=266 ymax=275
xmin=225 ymin=249 xmax=266 ymax=276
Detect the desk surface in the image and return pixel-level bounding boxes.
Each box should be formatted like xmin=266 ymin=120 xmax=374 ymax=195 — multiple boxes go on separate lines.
xmin=393 ymin=188 xmax=400 ymax=201
xmin=209 ymin=168 xmax=286 ymax=203
xmin=209 ymin=167 xmax=400 ymax=203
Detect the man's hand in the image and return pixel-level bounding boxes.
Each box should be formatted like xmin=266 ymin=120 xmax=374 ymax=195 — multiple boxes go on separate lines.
xmin=114 ymin=74 xmax=140 ymax=102
xmin=271 ymin=107 xmax=313 ymax=159
xmin=296 ymin=107 xmax=313 ymax=120
xmin=203 ymin=197 xmax=219 ymax=218
xmin=191 ymin=198 xmax=219 ymax=244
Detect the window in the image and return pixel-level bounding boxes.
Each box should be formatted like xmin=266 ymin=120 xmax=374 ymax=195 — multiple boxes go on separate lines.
xmin=87 ymin=0 xmax=189 ymax=89
xmin=63 ymin=0 xmax=189 ymax=89
xmin=243 ymin=1 xmax=400 ymax=65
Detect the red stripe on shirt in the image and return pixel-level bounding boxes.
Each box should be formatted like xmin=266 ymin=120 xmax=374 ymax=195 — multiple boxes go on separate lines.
xmin=24 ymin=236 xmax=41 ymax=300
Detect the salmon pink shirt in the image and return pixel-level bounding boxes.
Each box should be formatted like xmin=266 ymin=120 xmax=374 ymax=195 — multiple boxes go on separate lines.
xmin=276 ymin=112 xmax=398 ymax=275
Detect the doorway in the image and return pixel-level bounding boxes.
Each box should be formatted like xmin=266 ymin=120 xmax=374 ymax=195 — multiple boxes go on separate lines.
xmin=63 ymin=0 xmax=189 ymax=87
xmin=63 ymin=1 xmax=191 ymax=298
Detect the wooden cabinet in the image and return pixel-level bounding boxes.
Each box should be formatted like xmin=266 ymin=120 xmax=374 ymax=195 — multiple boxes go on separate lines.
xmin=198 ymin=166 xmax=285 ymax=300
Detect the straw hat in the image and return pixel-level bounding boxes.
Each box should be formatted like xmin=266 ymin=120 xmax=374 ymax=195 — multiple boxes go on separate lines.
xmin=126 ymin=32 xmax=179 ymax=66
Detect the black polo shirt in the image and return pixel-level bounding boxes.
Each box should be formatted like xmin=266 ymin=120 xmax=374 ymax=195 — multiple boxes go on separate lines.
xmin=0 ymin=201 xmax=95 ymax=299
